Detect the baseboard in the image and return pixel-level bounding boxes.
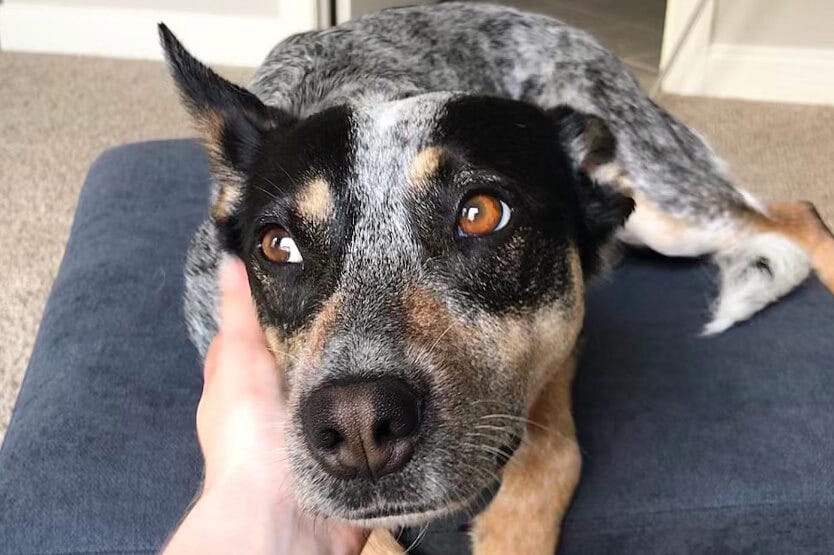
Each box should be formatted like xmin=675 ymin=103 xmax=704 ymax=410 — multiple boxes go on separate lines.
xmin=701 ymin=45 xmax=834 ymax=106
xmin=661 ymin=43 xmax=834 ymax=106
xmin=0 ymin=3 xmax=317 ymax=67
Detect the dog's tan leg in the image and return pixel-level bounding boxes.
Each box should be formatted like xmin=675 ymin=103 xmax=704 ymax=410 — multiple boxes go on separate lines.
xmin=470 ymin=356 xmax=580 ymax=555
xmin=757 ymin=201 xmax=834 ymax=292
xmin=360 ymin=529 xmax=406 ymax=555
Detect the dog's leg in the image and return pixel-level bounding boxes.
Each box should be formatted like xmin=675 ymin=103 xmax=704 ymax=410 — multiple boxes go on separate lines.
xmin=360 ymin=529 xmax=406 ymax=555
xmin=470 ymin=356 xmax=580 ymax=555
xmin=618 ymin=194 xmax=831 ymax=333
xmin=757 ymin=201 xmax=834 ymax=292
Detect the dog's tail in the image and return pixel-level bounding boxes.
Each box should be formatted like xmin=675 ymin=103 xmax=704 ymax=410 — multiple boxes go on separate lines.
xmin=705 ymin=201 xmax=834 ymax=334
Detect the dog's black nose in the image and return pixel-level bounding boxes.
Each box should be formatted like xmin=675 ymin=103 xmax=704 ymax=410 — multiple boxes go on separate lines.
xmin=301 ymin=378 xmax=421 ymax=480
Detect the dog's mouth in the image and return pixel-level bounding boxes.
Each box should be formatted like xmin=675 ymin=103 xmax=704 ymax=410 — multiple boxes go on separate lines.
xmin=291 ymin=423 xmax=522 ymax=526
xmin=316 ymin=441 xmax=517 ymax=527
xmin=335 ymin=489 xmax=490 ymax=528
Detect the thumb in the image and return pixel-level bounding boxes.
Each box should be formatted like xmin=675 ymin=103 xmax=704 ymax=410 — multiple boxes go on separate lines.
xmin=218 ymin=256 xmax=264 ymax=346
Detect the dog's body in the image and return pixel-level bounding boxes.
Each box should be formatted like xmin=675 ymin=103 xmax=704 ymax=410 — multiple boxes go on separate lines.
xmin=164 ymin=3 xmax=834 ymax=553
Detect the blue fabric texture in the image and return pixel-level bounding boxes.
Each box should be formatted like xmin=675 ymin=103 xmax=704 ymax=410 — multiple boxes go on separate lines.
xmin=1 ymin=140 xmax=832 ymax=554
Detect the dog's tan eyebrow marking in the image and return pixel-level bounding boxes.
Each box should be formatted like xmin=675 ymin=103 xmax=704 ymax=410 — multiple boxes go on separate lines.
xmin=296 ymin=177 xmax=334 ymax=223
xmin=407 ymin=146 xmax=445 ymax=191
xmin=211 ymin=185 xmax=242 ymax=221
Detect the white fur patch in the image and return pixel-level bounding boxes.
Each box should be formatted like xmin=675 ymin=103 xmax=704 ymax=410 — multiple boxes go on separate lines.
xmin=704 ymin=233 xmax=810 ymax=334
xmin=618 ymin=198 xmax=740 ymax=257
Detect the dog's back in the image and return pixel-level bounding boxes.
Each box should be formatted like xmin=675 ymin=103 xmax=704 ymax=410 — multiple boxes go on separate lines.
xmin=249 ymin=3 xmax=743 ymax=212
xmin=183 ymin=2 xmax=831 ymax=345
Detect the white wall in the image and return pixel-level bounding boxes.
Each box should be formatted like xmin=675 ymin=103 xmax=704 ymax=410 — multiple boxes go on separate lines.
xmin=661 ymin=0 xmax=834 ymax=105
xmin=7 ymin=0 xmax=283 ymax=17
xmin=714 ymin=0 xmax=834 ymax=50
xmin=0 ymin=0 xmax=319 ymax=67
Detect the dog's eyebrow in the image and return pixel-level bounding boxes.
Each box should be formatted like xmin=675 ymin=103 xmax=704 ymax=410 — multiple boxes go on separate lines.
xmin=407 ymin=146 xmax=446 ymax=192
xmin=296 ymin=177 xmax=334 ymax=223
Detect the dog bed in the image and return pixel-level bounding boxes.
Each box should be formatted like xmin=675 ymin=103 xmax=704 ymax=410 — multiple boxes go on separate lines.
xmin=1 ymin=141 xmax=832 ymax=554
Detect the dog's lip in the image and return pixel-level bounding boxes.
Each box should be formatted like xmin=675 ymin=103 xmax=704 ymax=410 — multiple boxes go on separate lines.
xmin=333 ymin=488 xmax=487 ymax=528
xmin=336 ymin=496 xmax=474 ymax=528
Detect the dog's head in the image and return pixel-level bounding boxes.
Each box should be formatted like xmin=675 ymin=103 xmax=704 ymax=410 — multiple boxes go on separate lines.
xmin=162 ymin=26 xmax=633 ymax=526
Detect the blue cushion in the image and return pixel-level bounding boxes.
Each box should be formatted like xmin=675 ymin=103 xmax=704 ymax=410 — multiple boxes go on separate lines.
xmin=1 ymin=140 xmax=832 ymax=554
xmin=0 ymin=141 xmax=208 ymax=554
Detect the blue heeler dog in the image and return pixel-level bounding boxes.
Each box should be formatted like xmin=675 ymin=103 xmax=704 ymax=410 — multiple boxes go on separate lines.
xmin=159 ymin=3 xmax=834 ymax=553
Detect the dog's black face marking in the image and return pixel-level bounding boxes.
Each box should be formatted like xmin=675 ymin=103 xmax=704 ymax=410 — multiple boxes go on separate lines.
xmin=162 ymin=28 xmax=632 ymax=524
xmin=414 ymin=96 xmax=582 ymax=315
xmin=235 ymin=96 xmax=631 ymax=336
xmin=239 ymin=105 xmax=354 ymax=336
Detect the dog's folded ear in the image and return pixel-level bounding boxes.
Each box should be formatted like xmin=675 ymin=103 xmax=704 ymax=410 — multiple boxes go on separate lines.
xmin=159 ymin=24 xmax=293 ymax=221
xmin=549 ymin=106 xmax=635 ymax=278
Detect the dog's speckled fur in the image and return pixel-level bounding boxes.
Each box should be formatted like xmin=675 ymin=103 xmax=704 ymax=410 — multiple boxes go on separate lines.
xmin=160 ymin=3 xmax=834 ymax=552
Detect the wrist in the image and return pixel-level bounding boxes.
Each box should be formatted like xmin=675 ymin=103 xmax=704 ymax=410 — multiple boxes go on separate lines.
xmin=201 ymin=462 xmax=292 ymax=526
xmin=164 ymin=468 xmax=288 ymax=555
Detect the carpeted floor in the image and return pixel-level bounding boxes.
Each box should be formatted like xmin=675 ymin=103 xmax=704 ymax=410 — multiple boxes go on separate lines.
xmin=0 ymin=52 xmax=251 ymax=440
xmin=0 ymin=50 xmax=832 ymax=442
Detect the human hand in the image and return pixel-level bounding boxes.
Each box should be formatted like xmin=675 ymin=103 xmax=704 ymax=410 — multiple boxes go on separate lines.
xmin=163 ymin=257 xmax=368 ymax=555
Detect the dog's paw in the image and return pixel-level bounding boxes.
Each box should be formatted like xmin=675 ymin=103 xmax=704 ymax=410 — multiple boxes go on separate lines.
xmin=360 ymin=529 xmax=406 ymax=555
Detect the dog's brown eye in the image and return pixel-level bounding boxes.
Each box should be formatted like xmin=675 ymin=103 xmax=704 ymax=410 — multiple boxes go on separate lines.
xmin=457 ymin=193 xmax=511 ymax=237
xmin=260 ymin=226 xmax=302 ymax=264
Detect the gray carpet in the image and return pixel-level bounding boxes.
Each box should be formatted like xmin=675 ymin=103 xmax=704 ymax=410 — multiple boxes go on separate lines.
xmin=0 ymin=50 xmax=832 ymax=441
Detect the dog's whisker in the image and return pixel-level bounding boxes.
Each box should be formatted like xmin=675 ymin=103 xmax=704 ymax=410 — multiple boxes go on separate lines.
xmin=427 ymin=321 xmax=457 ymax=357
xmin=473 ymin=423 xmax=511 ymax=433
xmin=263 ymin=344 xmax=300 ymax=363
xmin=475 ymin=416 xmax=576 ymax=446
xmin=479 ymin=413 xmax=550 ymax=432
xmin=410 ymin=320 xmax=458 ymax=370
xmin=459 ymin=461 xmax=501 ymax=486
xmin=465 ymin=430 xmax=505 ymax=442
xmin=405 ymin=522 xmax=430 ymax=553
xmin=464 ymin=441 xmax=518 ymax=466
xmin=471 ymin=399 xmax=515 ymax=406
xmin=251 ymin=183 xmax=280 ymax=202
xmin=466 ymin=427 xmax=521 ymax=444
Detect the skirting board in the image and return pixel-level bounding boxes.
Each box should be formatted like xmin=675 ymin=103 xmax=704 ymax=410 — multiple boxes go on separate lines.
xmin=660 ymin=0 xmax=834 ymax=106
xmin=0 ymin=3 xmax=318 ymax=67
xmin=700 ymin=45 xmax=834 ymax=106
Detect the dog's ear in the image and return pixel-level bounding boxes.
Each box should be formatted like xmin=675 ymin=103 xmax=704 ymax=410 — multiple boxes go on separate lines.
xmin=549 ymin=106 xmax=635 ymax=278
xmin=159 ymin=24 xmax=293 ymax=221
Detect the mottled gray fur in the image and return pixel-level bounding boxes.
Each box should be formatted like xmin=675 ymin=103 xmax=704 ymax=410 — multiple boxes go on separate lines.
xmin=185 ymin=2 xmax=810 ymax=353
xmin=189 ymin=2 xmax=740 ymax=350
xmin=247 ymin=2 xmax=744 ymax=218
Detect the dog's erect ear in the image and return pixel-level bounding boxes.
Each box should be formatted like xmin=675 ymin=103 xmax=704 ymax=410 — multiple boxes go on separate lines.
xmin=159 ymin=24 xmax=292 ymax=221
xmin=549 ymin=106 xmax=635 ymax=278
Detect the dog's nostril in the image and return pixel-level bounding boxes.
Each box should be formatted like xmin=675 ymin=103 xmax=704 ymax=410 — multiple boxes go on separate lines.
xmin=373 ymin=418 xmax=397 ymax=443
xmin=374 ymin=404 xmax=419 ymax=443
xmin=314 ymin=427 xmax=342 ymax=450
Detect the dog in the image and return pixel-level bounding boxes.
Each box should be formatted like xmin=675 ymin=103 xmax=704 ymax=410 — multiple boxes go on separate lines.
xmin=161 ymin=3 xmax=834 ymax=553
